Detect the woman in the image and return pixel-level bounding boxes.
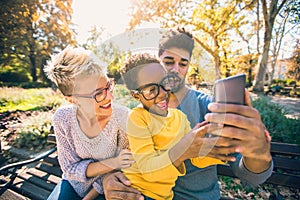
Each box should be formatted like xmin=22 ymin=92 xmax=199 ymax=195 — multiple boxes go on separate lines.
xmin=44 ymin=46 xmax=134 ymax=200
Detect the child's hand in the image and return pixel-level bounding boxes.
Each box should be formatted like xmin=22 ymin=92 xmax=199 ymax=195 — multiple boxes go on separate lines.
xmin=103 ymin=149 xmax=135 ymax=170
xmin=102 ymin=149 xmax=134 ymax=170
xmin=115 ymin=149 xmax=135 ymax=169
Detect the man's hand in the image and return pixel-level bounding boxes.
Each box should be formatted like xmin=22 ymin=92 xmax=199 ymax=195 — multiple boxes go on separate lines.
xmin=103 ymin=171 xmax=144 ymax=200
xmin=205 ymin=89 xmax=272 ymax=173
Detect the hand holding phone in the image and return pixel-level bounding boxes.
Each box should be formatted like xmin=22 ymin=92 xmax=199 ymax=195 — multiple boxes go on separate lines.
xmin=214 ymin=74 xmax=246 ymax=105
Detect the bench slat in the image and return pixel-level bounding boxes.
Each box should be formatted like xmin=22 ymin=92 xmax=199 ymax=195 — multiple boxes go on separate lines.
xmin=271 ymin=142 xmax=300 ymax=156
xmin=27 ymin=167 xmax=61 ymax=184
xmin=43 ymin=156 xmax=60 ymax=166
xmin=266 ymin=172 xmax=300 ymax=188
xmin=17 ymin=171 xmax=56 ymax=191
xmin=11 ymin=177 xmax=51 ymax=200
xmin=217 ymin=165 xmax=234 ymax=177
xmin=35 ymin=162 xmax=62 ymax=177
xmin=273 ymin=156 xmax=300 ymax=171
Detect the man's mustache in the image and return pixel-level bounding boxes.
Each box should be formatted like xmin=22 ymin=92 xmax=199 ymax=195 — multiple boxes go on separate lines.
xmin=161 ymin=73 xmax=182 ymax=89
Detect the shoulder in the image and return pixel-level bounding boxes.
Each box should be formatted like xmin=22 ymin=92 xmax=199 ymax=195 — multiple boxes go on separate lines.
xmin=188 ymin=89 xmax=213 ymax=105
xmin=190 ymin=89 xmax=213 ymax=101
xmin=169 ymin=108 xmax=189 ymax=122
xmin=53 ymin=104 xmax=76 ymax=122
xmin=169 ymin=108 xmax=185 ymax=116
xmin=129 ymin=107 xmax=146 ymax=119
xmin=112 ymin=103 xmax=130 ymax=130
xmin=130 ymin=107 xmax=144 ymax=114
xmin=112 ymin=103 xmax=130 ymax=116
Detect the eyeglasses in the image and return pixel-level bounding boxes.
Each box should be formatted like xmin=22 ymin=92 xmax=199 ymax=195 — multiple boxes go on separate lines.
xmin=69 ymin=80 xmax=114 ymax=103
xmin=131 ymin=79 xmax=172 ymax=101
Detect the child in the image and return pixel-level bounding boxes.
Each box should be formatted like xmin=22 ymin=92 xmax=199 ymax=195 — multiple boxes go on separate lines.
xmin=120 ymin=53 xmax=224 ymax=200
xmin=44 ymin=46 xmax=134 ymax=200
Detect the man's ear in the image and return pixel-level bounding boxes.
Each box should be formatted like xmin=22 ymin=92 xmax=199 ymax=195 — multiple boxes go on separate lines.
xmin=130 ymin=91 xmax=140 ymax=101
xmin=64 ymin=96 xmax=74 ymax=103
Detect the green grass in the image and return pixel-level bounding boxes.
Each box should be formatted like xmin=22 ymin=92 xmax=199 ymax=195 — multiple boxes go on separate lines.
xmin=0 ymin=85 xmax=139 ymax=150
xmin=0 ymin=87 xmax=64 ymax=112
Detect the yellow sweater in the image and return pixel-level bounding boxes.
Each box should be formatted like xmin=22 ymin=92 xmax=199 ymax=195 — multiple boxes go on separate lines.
xmin=123 ymin=108 xmax=223 ymax=200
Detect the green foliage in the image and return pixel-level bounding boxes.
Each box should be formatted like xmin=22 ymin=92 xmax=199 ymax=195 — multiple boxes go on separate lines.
xmin=19 ymin=82 xmax=50 ymax=89
xmin=0 ymin=0 xmax=76 ymax=82
xmin=13 ymin=112 xmax=53 ymax=149
xmin=113 ymin=84 xmax=140 ymax=109
xmin=82 ymin=28 xmax=126 ymax=81
xmin=252 ymin=96 xmax=300 ymax=145
xmin=0 ymin=71 xmax=30 ymax=83
xmin=272 ymin=79 xmax=287 ymax=86
xmin=286 ymin=41 xmax=300 ymax=81
xmin=0 ymin=87 xmax=64 ymax=112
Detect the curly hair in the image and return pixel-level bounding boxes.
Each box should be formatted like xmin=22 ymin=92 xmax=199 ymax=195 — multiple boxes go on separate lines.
xmin=44 ymin=46 xmax=107 ymax=95
xmin=158 ymin=27 xmax=194 ymax=58
xmin=120 ymin=53 xmax=160 ymax=90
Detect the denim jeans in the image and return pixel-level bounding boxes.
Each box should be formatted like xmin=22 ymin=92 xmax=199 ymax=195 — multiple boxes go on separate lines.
xmin=47 ymin=179 xmax=105 ymax=200
xmin=143 ymin=195 xmax=155 ymax=200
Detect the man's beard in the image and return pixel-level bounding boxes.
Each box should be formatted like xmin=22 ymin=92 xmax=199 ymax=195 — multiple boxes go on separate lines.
xmin=161 ymin=73 xmax=185 ymax=93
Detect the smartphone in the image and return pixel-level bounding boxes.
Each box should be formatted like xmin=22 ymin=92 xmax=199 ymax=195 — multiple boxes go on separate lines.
xmin=214 ymin=74 xmax=246 ymax=105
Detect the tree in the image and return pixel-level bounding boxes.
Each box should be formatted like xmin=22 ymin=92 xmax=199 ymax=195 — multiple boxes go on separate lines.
xmin=192 ymin=0 xmax=248 ymax=79
xmin=0 ymin=0 xmax=76 ymax=82
xmin=82 ymin=26 xmax=126 ymax=81
xmin=253 ymin=0 xmax=288 ymax=92
xmin=286 ymin=40 xmax=300 ymax=81
xmin=267 ymin=0 xmax=299 ymax=86
xmin=81 ymin=26 xmax=106 ymax=53
xmin=128 ymin=0 xmax=252 ymax=79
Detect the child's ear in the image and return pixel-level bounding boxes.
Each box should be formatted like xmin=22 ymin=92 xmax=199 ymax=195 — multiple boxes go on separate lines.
xmin=130 ymin=91 xmax=140 ymax=101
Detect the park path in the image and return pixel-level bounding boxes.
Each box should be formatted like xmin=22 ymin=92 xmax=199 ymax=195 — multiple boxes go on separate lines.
xmin=268 ymin=95 xmax=300 ymax=119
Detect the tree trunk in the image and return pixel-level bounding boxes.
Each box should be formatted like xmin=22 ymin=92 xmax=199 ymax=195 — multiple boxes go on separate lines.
xmin=253 ymin=30 xmax=272 ymax=93
xmin=247 ymin=59 xmax=253 ymax=87
xmin=29 ymin=54 xmax=37 ymax=82
xmin=253 ymin=0 xmax=287 ymax=93
xmin=214 ymin=56 xmax=222 ymax=79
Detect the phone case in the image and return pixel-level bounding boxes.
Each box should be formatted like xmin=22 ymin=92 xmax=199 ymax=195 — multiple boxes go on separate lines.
xmin=214 ymin=74 xmax=246 ymax=105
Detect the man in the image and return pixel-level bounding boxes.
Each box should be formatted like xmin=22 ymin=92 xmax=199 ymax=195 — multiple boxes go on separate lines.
xmin=103 ymin=27 xmax=273 ymax=200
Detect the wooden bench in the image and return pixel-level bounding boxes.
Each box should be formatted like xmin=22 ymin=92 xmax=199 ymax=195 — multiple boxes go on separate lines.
xmin=217 ymin=142 xmax=300 ymax=189
xmin=0 ymin=136 xmax=299 ymax=199
xmin=0 ymin=134 xmax=62 ymax=200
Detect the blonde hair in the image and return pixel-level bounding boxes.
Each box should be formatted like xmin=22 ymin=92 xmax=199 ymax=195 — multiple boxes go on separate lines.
xmin=44 ymin=46 xmax=107 ymax=95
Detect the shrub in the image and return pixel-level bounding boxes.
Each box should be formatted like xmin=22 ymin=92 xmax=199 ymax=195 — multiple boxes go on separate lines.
xmin=0 ymin=71 xmax=30 ymax=83
xmin=19 ymin=82 xmax=50 ymax=89
xmin=13 ymin=112 xmax=53 ymax=150
xmin=113 ymin=84 xmax=140 ymax=108
xmin=252 ymin=96 xmax=300 ymax=145
xmin=271 ymin=79 xmax=286 ymax=86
